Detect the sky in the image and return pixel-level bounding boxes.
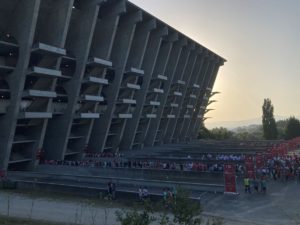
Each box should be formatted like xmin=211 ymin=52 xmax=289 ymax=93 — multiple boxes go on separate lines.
xmin=130 ymin=0 xmax=300 ymax=128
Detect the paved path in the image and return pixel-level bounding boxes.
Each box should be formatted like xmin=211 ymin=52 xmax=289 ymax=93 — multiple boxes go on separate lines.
xmin=1 ymin=180 xmax=300 ymax=225
xmin=204 ymin=180 xmax=300 ymax=225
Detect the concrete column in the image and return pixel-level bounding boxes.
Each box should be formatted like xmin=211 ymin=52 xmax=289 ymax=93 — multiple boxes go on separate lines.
xmin=191 ymin=60 xmax=223 ymax=137
xmin=159 ymin=42 xmax=196 ymax=144
xmin=29 ymin=0 xmax=74 ymax=168
xmin=126 ymin=19 xmax=157 ymax=69
xmin=121 ymin=26 xmax=168 ymax=150
xmin=184 ymin=56 xmax=217 ymax=141
xmin=34 ymin=0 xmax=74 ymax=46
xmin=163 ymin=45 xmax=198 ymax=143
xmin=0 ymin=0 xmax=41 ymax=170
xmin=171 ymin=52 xmax=204 ymax=143
xmin=112 ymin=19 xmax=157 ymax=151
xmin=178 ymin=52 xmax=210 ymax=141
xmin=138 ymin=33 xmax=177 ymax=149
xmin=89 ymin=0 xmax=127 ymax=59
xmin=89 ymin=10 xmax=143 ymax=152
xmin=155 ymin=42 xmax=190 ymax=145
xmin=145 ymin=36 xmax=187 ymax=146
xmin=74 ymin=1 xmax=126 ymax=156
xmin=43 ymin=1 xmax=103 ymax=159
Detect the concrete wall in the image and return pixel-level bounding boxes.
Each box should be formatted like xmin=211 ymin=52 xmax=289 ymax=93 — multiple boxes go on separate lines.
xmin=0 ymin=0 xmax=225 ymax=171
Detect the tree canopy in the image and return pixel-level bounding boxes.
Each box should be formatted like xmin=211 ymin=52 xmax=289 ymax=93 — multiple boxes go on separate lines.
xmin=262 ymin=98 xmax=278 ymax=139
xmin=285 ymin=116 xmax=300 ymax=140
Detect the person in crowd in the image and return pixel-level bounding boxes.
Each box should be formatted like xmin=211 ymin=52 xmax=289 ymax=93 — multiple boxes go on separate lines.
xmin=167 ymin=188 xmax=173 ymax=205
xmin=172 ymin=186 xmax=177 ymax=201
xmin=253 ymin=178 xmax=259 ymax=193
xmin=261 ymin=176 xmax=267 ymax=194
xmin=107 ymin=181 xmax=112 ymax=200
xmin=162 ymin=188 xmax=167 ymax=204
xmin=142 ymin=186 xmax=149 ymax=199
xmin=111 ymin=182 xmax=116 ymax=200
xmin=138 ymin=186 xmax=143 ymax=201
xmin=244 ymin=177 xmax=251 ymax=194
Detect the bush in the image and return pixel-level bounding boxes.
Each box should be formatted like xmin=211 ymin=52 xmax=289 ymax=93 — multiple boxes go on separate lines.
xmin=116 ymin=200 xmax=155 ymax=225
xmin=169 ymin=188 xmax=202 ymax=225
xmin=116 ymin=188 xmax=224 ymax=225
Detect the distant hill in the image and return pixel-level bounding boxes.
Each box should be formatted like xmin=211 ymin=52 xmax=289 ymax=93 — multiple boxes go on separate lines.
xmin=205 ymin=115 xmax=296 ymax=130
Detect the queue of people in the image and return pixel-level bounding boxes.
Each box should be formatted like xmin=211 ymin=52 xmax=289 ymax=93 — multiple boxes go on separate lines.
xmin=243 ymin=176 xmax=267 ymax=194
xmin=42 ymin=158 xmax=245 ymax=174
xmin=266 ymin=155 xmax=300 ymax=182
xmin=242 ymin=153 xmax=300 ymax=196
xmin=84 ymin=152 xmax=123 ymax=158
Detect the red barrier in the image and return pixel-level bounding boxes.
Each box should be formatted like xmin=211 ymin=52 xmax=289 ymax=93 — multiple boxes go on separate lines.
xmin=245 ymin=155 xmax=255 ymax=179
xmin=224 ymin=164 xmax=237 ymax=194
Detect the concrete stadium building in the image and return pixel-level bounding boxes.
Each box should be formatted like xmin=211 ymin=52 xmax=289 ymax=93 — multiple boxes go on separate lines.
xmin=0 ymin=0 xmax=225 ymax=171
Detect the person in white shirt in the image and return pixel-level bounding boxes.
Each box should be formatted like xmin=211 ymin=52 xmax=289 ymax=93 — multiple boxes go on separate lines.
xmin=142 ymin=186 xmax=149 ymax=199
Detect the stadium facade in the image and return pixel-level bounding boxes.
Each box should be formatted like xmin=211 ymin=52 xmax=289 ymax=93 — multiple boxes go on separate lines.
xmin=0 ymin=0 xmax=225 ymax=171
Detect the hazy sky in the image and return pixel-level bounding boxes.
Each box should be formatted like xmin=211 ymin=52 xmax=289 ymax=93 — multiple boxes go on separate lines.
xmin=130 ymin=0 xmax=300 ymax=126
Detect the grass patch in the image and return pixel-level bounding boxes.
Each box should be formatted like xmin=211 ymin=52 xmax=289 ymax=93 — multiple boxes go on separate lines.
xmin=1 ymin=188 xmax=164 ymax=211
xmin=0 ymin=215 xmax=76 ymax=225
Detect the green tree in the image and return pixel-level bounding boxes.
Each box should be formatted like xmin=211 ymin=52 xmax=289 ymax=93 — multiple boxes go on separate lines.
xmin=169 ymin=188 xmax=202 ymax=225
xmin=210 ymin=127 xmax=233 ymax=140
xmin=276 ymin=119 xmax=288 ymax=139
xmin=198 ymin=123 xmax=211 ymax=139
xmin=232 ymin=125 xmax=264 ymax=140
xmin=116 ymin=189 xmax=224 ymax=225
xmin=262 ymin=98 xmax=278 ymax=139
xmin=285 ymin=116 xmax=300 ymax=140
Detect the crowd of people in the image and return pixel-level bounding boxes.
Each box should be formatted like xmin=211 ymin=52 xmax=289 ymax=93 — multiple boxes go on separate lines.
xmin=40 ymin=151 xmax=249 ymax=174
xmin=42 ymin=158 xmax=246 ymax=173
xmin=243 ymin=176 xmax=267 ymax=194
xmin=39 ymin=149 xmax=300 ymax=199
xmin=195 ymin=153 xmax=245 ymax=161
xmin=84 ymin=152 xmax=123 ymax=158
xmin=265 ymin=155 xmax=300 ymax=182
xmin=242 ymin=154 xmax=300 ymax=195
xmin=138 ymin=186 xmax=177 ymax=205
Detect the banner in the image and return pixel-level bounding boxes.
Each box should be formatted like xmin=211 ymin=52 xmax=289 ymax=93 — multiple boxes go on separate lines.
xmin=224 ymin=164 xmax=237 ymax=194
xmin=245 ymin=155 xmax=255 ymax=179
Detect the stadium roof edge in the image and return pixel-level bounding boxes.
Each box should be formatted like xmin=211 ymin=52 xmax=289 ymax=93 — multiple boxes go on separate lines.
xmin=126 ymin=0 xmax=226 ymax=63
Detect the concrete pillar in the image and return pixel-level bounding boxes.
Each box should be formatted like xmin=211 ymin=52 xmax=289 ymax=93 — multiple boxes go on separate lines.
xmin=43 ymin=1 xmax=104 ymax=159
xmin=191 ymin=60 xmax=224 ymax=137
xmin=163 ymin=45 xmax=199 ymax=143
xmin=26 ymin=0 xmax=75 ymax=168
xmin=0 ymin=0 xmax=41 ymax=170
xmin=177 ymin=51 xmax=210 ymax=141
xmin=137 ymin=33 xmax=177 ymax=149
xmin=145 ymin=35 xmax=187 ymax=147
xmin=184 ymin=55 xmax=217 ymax=141
xmin=121 ymin=26 xmax=168 ymax=150
xmin=111 ymin=19 xmax=157 ymax=152
xmin=73 ymin=1 xmax=126 ymax=156
xmin=89 ymin=10 xmax=143 ymax=152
